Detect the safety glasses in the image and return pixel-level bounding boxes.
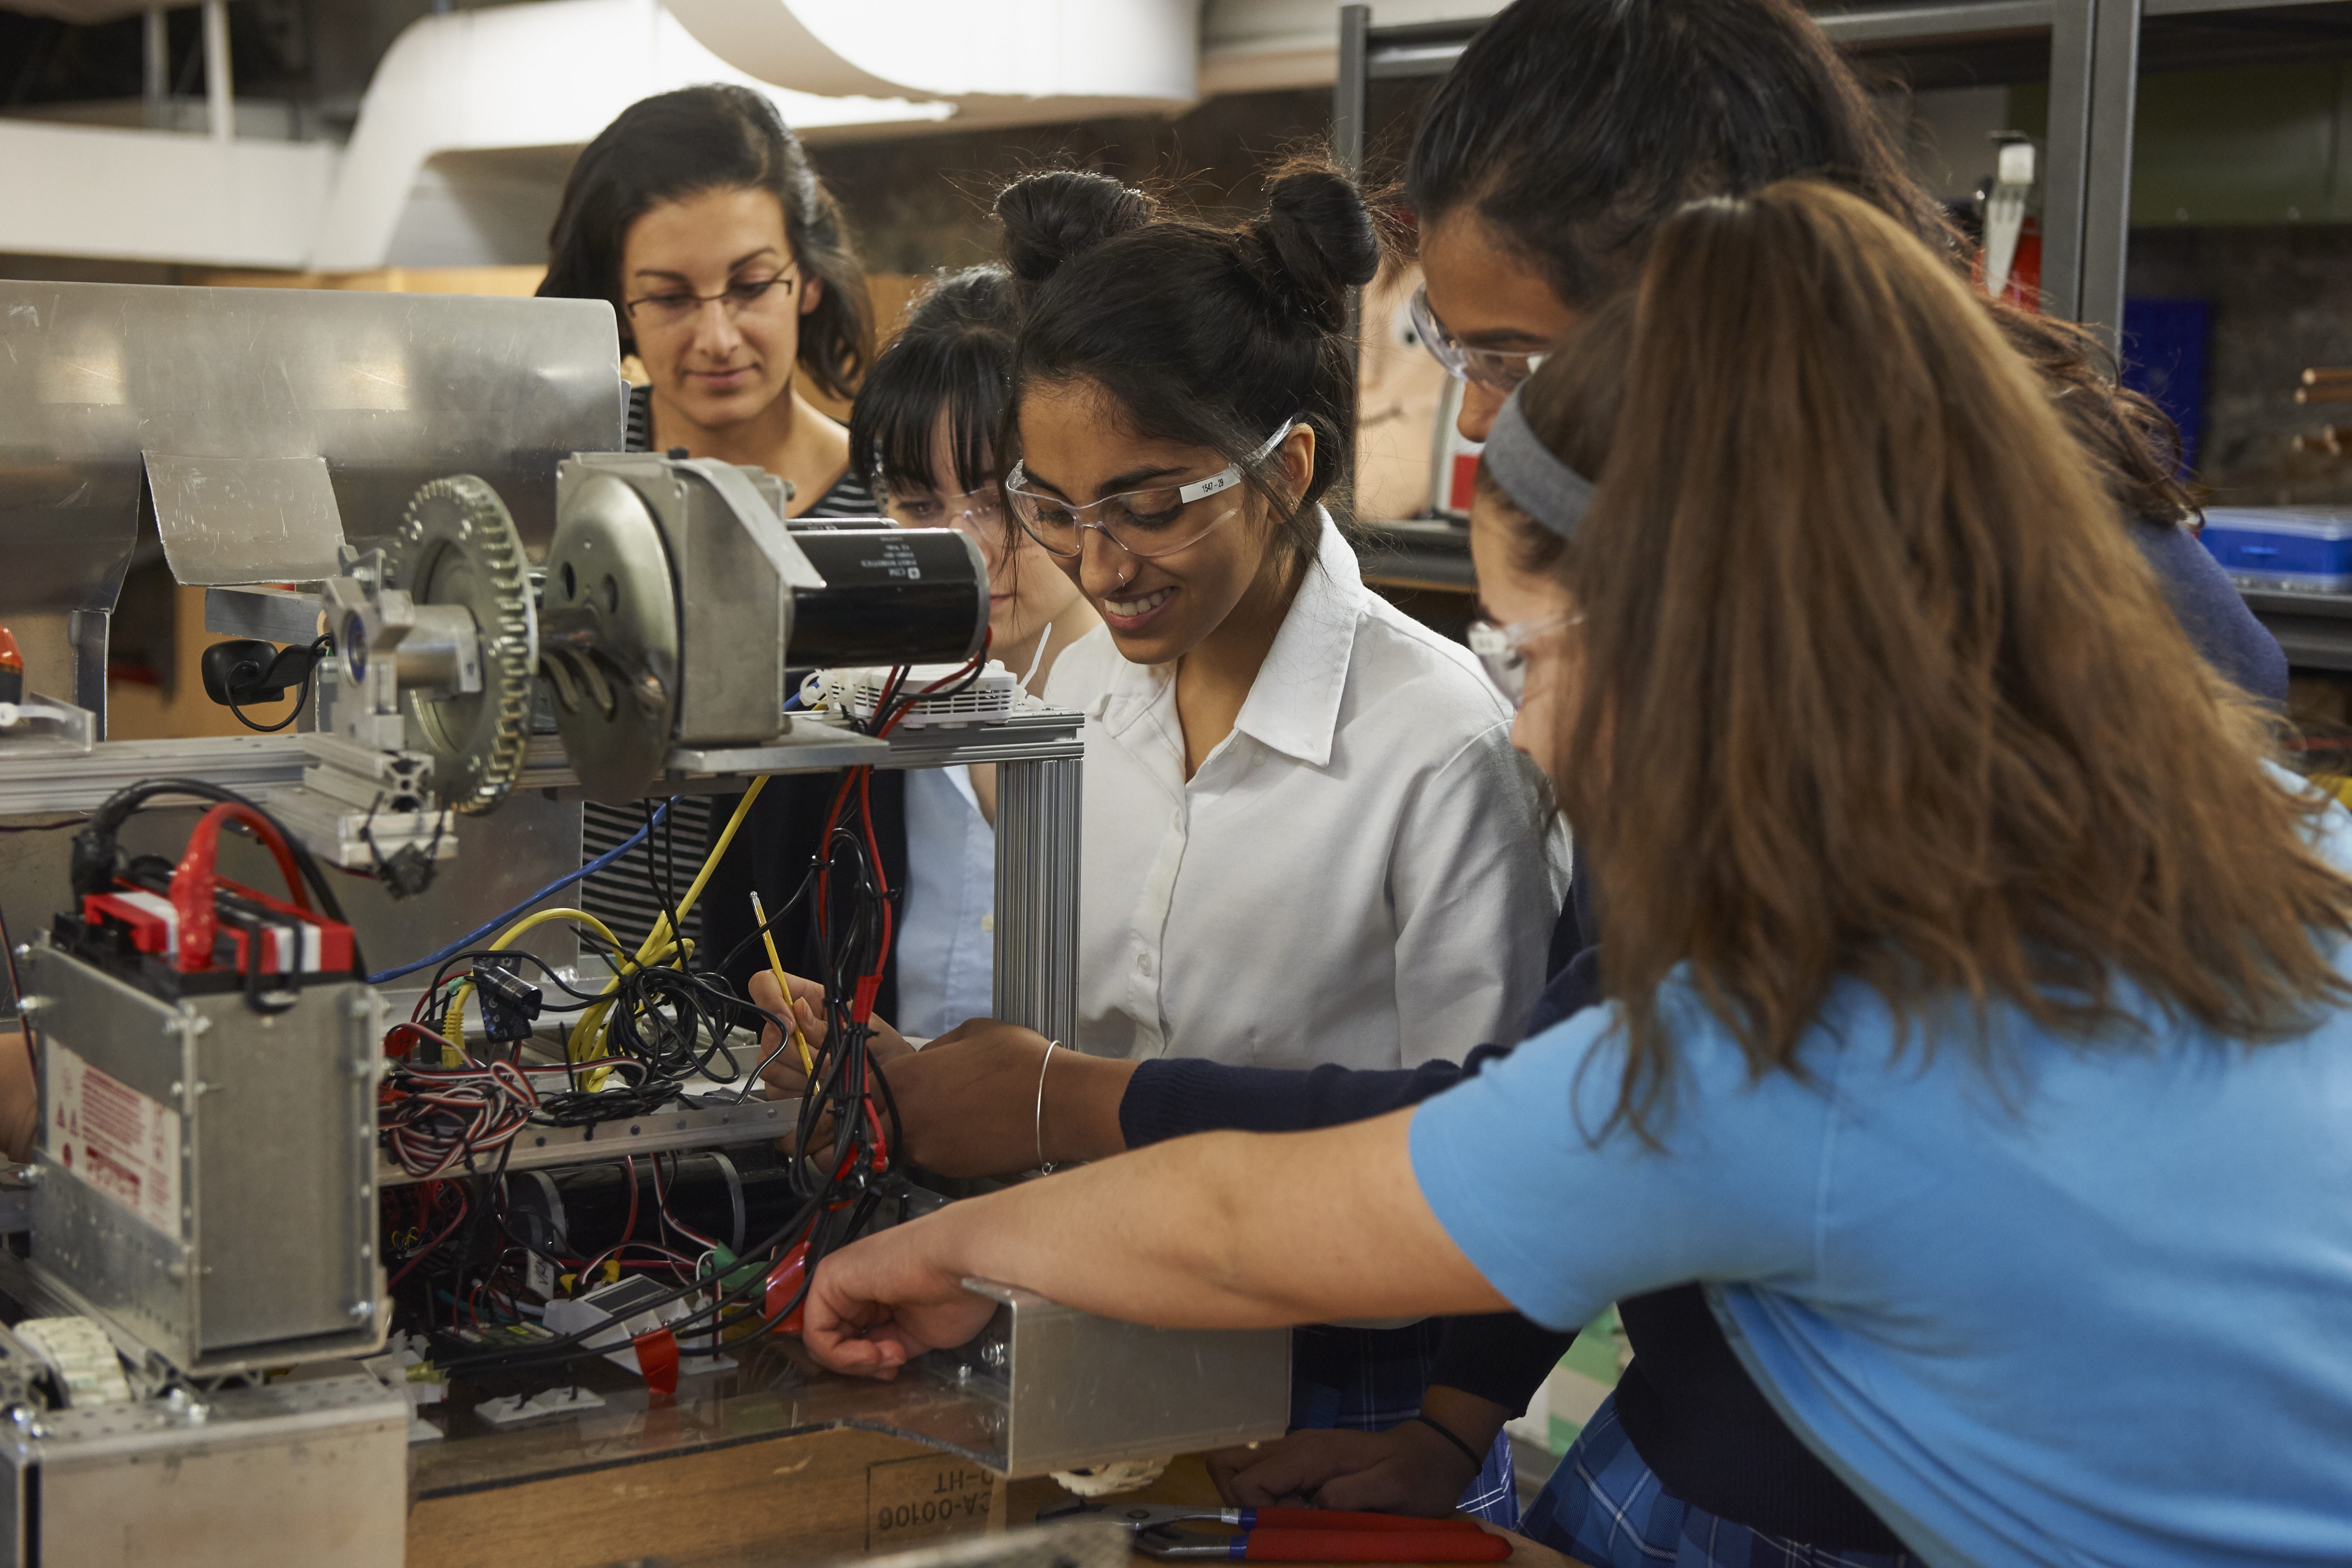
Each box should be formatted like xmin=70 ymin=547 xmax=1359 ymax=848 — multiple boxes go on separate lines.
xmin=1467 ymin=611 xmax=1583 ymax=707
xmin=1409 ymin=285 xmax=1547 ymax=394
xmin=1004 ymin=420 xmax=1296 ymax=562
xmin=881 ymin=481 xmax=1012 ymax=549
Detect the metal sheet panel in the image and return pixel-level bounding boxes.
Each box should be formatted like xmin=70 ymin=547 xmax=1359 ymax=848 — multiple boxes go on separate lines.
xmin=916 ymin=1281 xmax=1291 ymax=1477
xmin=0 ymin=281 xmax=624 ymax=617
xmin=144 ymin=452 xmax=344 ymax=584
xmin=12 ymin=1370 xmax=407 ymax=1568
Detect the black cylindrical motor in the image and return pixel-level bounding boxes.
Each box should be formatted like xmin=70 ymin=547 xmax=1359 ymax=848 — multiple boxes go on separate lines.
xmin=503 ymin=1153 xmax=804 ymax=1262
xmin=788 ymin=527 xmax=990 ymax=668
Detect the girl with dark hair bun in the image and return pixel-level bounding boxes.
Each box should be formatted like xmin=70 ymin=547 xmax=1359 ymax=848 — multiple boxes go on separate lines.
xmin=753 ymin=163 xmax=1567 ymax=1525
xmin=989 ymin=162 xmax=1564 ymax=1082
xmin=540 ymin=83 xmax=876 ymax=520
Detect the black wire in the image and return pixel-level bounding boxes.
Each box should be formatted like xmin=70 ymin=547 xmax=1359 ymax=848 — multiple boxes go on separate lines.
xmin=396 ymin=764 xmax=908 ymax=1377
xmin=0 ymin=818 xmax=83 ymax=835
xmin=226 ymin=635 xmax=333 ymax=735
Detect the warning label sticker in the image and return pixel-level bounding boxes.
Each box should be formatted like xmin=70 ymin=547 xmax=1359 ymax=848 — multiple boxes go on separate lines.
xmin=47 ymin=1041 xmax=181 ymax=1239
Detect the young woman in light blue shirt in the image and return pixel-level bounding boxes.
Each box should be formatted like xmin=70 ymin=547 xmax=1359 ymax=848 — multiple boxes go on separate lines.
xmin=787 ymin=180 xmax=2352 ymax=1568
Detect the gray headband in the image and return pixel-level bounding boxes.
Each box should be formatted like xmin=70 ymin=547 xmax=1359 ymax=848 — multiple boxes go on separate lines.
xmin=1481 ymin=388 xmax=1595 ymax=539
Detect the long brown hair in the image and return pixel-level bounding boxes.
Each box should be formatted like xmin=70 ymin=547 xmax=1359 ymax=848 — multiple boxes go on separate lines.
xmin=1548 ymin=181 xmax=2352 ymax=1136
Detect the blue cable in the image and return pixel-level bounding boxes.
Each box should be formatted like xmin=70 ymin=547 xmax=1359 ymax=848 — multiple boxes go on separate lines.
xmin=365 ymin=799 xmax=675 ymax=985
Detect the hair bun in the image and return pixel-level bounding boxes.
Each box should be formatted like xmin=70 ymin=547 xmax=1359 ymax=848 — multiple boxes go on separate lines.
xmin=994 ymin=171 xmax=1152 ymax=298
xmin=1251 ymin=166 xmax=1381 ymax=332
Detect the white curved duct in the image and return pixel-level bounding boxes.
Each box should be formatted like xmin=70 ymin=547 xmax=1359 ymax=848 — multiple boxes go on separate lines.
xmin=311 ymin=0 xmax=951 ymax=272
xmin=664 ymin=0 xmax=1198 ymax=121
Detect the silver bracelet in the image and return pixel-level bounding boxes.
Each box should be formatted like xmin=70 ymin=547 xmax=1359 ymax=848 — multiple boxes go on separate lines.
xmin=1034 ymin=1039 xmax=1060 ymax=1175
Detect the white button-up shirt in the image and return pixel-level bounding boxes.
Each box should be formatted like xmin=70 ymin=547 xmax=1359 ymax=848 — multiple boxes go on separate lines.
xmin=1042 ymin=512 xmax=1569 ymax=1070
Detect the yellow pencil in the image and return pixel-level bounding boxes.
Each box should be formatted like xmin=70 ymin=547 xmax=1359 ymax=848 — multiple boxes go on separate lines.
xmin=750 ymin=890 xmax=815 ymax=1076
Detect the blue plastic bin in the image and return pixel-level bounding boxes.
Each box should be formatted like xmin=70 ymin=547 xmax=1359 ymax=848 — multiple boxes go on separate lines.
xmin=2197 ymin=508 xmax=2352 ymax=594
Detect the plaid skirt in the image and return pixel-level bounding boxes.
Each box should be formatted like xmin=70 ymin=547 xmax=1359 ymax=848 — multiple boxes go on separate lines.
xmin=1290 ymin=1323 xmax=1521 ymax=1528
xmin=1518 ymin=1394 xmax=1919 ymax=1568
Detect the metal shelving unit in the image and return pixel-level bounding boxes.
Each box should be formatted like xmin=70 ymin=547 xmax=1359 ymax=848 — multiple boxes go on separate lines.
xmin=1336 ymin=0 xmax=2352 ymax=660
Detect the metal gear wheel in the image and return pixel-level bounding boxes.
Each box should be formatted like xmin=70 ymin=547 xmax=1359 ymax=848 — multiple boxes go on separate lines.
xmin=384 ymin=475 xmax=537 ymax=814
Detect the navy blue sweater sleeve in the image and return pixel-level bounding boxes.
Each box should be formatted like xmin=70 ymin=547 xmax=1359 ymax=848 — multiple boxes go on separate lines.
xmin=2136 ymin=517 xmax=2287 ymax=706
xmin=1119 ymin=1053 xmax=1504 ymax=1148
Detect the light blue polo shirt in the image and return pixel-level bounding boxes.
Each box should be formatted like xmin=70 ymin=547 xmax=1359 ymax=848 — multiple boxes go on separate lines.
xmin=1411 ymin=805 xmax=2352 ymax=1568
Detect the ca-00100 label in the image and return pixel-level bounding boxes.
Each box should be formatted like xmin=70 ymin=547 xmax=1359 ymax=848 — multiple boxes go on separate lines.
xmin=865 ymin=1453 xmax=995 ymax=1548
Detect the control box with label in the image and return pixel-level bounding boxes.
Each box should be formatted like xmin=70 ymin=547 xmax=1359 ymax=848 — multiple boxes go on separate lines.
xmin=22 ymin=940 xmax=386 ymax=1376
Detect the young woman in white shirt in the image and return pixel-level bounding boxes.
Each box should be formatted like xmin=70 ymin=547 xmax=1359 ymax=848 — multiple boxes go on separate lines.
xmin=1000 ymin=164 xmax=1566 ymax=1073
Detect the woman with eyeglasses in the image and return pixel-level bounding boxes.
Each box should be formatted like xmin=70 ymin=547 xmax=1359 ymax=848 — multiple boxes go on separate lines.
xmin=540 ymin=85 xmax=883 ymax=964
xmin=541 ymin=84 xmax=876 ymax=522
xmin=984 ymin=163 xmax=1566 ymax=1075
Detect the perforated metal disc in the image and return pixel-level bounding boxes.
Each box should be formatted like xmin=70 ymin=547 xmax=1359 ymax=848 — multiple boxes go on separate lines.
xmin=384 ymin=474 xmax=536 ymax=813
xmin=539 ymin=472 xmax=678 ymax=804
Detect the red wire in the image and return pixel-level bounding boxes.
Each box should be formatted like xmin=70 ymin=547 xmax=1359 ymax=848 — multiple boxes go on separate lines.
xmin=389 ymin=1184 xmax=470 ymax=1290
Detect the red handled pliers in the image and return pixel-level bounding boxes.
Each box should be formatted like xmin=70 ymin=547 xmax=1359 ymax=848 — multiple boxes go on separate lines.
xmin=1037 ymin=1500 xmax=1511 ymax=1562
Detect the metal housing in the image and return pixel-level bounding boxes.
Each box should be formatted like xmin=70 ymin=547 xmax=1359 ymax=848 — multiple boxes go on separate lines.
xmin=0 ymin=1368 xmax=407 ymax=1568
xmin=21 ymin=944 xmax=385 ymax=1376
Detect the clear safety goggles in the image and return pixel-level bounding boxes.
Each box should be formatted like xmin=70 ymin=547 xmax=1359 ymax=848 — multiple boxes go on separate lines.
xmin=1004 ymin=420 xmax=1296 ymax=562
xmin=881 ymin=481 xmax=1012 ymax=548
xmin=1467 ymin=611 xmax=1583 ymax=708
xmin=1409 ymin=284 xmax=1547 ymax=394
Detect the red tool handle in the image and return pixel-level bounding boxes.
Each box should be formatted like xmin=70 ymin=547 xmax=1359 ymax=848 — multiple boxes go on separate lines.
xmin=1239 ymin=1530 xmax=1510 ymax=1562
xmin=1250 ymin=1511 xmax=1484 ymax=1535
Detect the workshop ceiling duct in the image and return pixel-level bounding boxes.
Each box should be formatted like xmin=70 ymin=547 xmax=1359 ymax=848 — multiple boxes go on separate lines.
xmin=662 ymin=0 xmax=1199 ymax=123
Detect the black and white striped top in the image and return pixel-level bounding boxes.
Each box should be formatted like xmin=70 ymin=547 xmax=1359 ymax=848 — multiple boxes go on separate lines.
xmin=579 ymin=383 xmax=881 ymax=956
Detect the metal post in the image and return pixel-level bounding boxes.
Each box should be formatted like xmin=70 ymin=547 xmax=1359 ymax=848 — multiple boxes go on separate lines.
xmin=144 ymin=6 xmax=169 ymax=130
xmin=992 ymin=756 xmax=1081 ymax=1052
xmin=67 ymin=610 xmax=108 ymax=742
xmin=2041 ymin=0 xmax=2096 ymax=322
xmin=1334 ymin=5 xmax=1373 ymax=383
xmin=2078 ymin=0 xmax=2143 ymax=348
xmin=201 ymin=0 xmax=231 ymax=143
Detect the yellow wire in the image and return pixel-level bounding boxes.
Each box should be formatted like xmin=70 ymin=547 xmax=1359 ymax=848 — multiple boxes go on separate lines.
xmin=567 ymin=778 xmax=771 ymax=1086
xmin=752 ymin=889 xmax=815 ymax=1076
xmin=439 ymin=907 xmax=624 ymax=1066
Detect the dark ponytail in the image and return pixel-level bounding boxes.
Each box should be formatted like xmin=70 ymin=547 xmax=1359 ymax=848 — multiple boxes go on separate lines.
xmin=1410 ymin=0 xmax=2191 ymax=523
xmin=994 ymin=160 xmax=1382 ymax=558
xmin=541 ymin=84 xmax=872 ymax=402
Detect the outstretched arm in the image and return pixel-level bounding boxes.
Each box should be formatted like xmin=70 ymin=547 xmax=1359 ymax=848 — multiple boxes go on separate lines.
xmin=802 ymin=1110 xmax=1511 ymax=1377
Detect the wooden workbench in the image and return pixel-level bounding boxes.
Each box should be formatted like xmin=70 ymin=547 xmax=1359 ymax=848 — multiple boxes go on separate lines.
xmin=401 ymin=1342 xmax=1593 ymax=1568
